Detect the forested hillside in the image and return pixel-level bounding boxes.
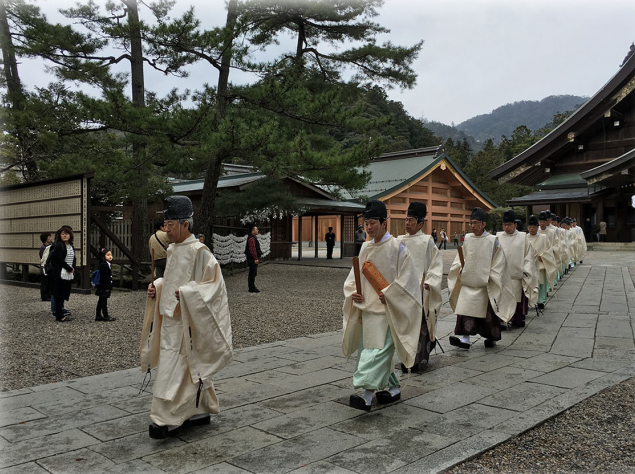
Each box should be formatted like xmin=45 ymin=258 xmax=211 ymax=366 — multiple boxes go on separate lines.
xmin=455 ymin=95 xmax=587 ymax=143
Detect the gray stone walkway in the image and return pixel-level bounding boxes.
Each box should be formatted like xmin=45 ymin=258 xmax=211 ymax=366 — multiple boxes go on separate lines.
xmin=1 ymin=254 xmax=635 ymax=473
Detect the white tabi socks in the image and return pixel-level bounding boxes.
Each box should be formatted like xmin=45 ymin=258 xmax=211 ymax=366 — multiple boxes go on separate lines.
xmin=460 ymin=336 xmax=470 ymax=345
xmin=362 ymin=390 xmax=374 ymax=406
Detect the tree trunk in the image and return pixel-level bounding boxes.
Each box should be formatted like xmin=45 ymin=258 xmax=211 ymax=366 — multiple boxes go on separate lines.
xmin=0 ymin=0 xmax=39 ymax=180
xmin=198 ymin=0 xmax=238 ymax=238
xmin=0 ymin=0 xmax=22 ymax=103
xmin=126 ymin=0 xmax=147 ymax=290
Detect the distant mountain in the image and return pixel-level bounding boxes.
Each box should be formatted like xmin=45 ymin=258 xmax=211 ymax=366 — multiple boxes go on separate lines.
xmin=421 ymin=119 xmax=480 ymax=150
xmin=455 ymin=95 xmax=587 ymax=144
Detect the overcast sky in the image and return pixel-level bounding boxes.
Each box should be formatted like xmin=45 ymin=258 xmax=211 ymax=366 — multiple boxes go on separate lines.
xmin=19 ymin=0 xmax=635 ymax=126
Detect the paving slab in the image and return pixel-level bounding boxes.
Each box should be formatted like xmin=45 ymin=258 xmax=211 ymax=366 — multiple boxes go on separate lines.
xmin=510 ymin=353 xmax=580 ymax=373
xmin=330 ymin=403 xmax=437 ymax=441
xmin=326 ymin=428 xmax=456 ymax=474
xmin=142 ymin=426 xmax=282 ymax=474
xmin=230 ymin=427 xmax=365 ymax=474
xmin=35 ymin=447 xmax=116 ymax=474
xmin=288 ymin=460 xmax=358 ymax=474
xmin=90 ymin=431 xmax=186 ymax=464
xmin=0 ymin=429 xmax=100 ymax=469
xmin=390 ymin=430 xmax=511 ymax=474
xmin=252 ymin=401 xmax=361 ymax=439
xmin=478 ymin=382 xmax=567 ymax=412
xmin=0 ymin=405 xmax=129 ymax=443
xmin=549 ymin=333 xmax=595 ymax=358
xmin=0 ymin=462 xmax=51 ymax=474
xmin=404 ymin=382 xmax=497 ymax=414
xmin=529 ymin=367 xmax=606 ymax=389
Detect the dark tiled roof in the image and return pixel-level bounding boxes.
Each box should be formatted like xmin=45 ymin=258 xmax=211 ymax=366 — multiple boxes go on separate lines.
xmin=507 ymin=188 xmax=591 ymax=205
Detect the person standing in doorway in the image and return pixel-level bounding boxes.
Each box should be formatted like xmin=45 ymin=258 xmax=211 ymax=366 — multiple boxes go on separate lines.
xmin=245 ymin=224 xmax=262 ymax=293
xmin=354 ymin=225 xmax=366 ymax=256
xmin=325 ymin=226 xmax=336 ymax=259
xmin=599 ymin=220 xmax=607 ymax=242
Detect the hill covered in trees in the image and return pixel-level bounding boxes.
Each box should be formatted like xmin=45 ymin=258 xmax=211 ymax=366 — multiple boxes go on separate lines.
xmin=455 ymin=95 xmax=587 ymax=144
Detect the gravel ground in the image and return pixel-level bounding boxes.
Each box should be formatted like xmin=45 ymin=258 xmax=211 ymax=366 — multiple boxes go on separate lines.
xmin=0 ymin=263 xmax=349 ymax=391
xmin=447 ymin=376 xmax=635 ymax=474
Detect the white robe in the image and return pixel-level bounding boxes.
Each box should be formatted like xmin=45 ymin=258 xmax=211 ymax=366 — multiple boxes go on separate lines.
xmin=342 ymin=235 xmax=422 ymax=368
xmin=396 ymin=231 xmax=443 ymax=340
xmin=497 ymin=231 xmax=539 ymax=307
xmin=140 ymin=235 xmax=233 ymax=426
xmin=447 ymin=232 xmax=516 ymax=323
xmin=527 ymin=233 xmax=558 ymax=288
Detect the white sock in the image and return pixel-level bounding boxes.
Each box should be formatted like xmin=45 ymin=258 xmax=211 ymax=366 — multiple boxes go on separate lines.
xmin=362 ymin=390 xmax=374 ymax=405
xmin=460 ymin=336 xmax=470 ymax=344
xmin=167 ymin=424 xmax=180 ymax=431
xmin=389 ymin=387 xmax=401 ymax=397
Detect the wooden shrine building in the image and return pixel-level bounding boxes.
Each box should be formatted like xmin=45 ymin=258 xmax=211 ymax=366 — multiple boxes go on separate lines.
xmin=490 ymin=48 xmax=635 ymax=242
xmin=339 ymin=145 xmax=497 ymax=237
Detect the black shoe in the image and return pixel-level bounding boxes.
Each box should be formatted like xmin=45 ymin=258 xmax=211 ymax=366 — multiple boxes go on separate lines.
xmin=484 ymin=339 xmax=496 ymax=348
xmin=349 ymin=394 xmax=372 ymax=412
xmin=449 ymin=336 xmax=470 ymax=349
xmin=512 ymin=321 xmax=525 ymax=328
xmin=376 ymin=390 xmax=401 ymax=405
xmin=248 ymin=288 xmax=260 ymax=293
xmin=537 ymin=303 xmax=545 ymax=310
xmin=400 ymin=363 xmax=409 ymax=374
xmin=96 ymin=316 xmax=116 ymax=322
xmin=55 ymin=316 xmax=72 ymax=322
xmin=63 ymin=309 xmax=71 ymax=315
xmin=149 ymin=423 xmax=171 ymax=439
xmin=183 ymin=414 xmax=211 ymax=428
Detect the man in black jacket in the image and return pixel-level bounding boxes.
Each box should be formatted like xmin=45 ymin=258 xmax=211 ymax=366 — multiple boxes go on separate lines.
xmin=325 ymin=227 xmax=336 ymax=259
xmin=245 ymin=224 xmax=262 ymax=293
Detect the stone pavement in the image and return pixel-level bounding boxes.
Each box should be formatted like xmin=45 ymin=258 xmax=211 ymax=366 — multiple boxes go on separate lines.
xmin=1 ymin=252 xmax=635 ymax=473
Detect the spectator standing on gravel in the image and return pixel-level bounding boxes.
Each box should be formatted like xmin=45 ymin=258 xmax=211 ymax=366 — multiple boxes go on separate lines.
xmin=245 ymin=224 xmax=262 ymax=293
xmin=325 ymin=227 xmax=336 ymax=259
xmin=39 ymin=232 xmax=52 ymax=302
xmin=354 ymin=225 xmax=366 ymax=256
xmin=49 ymin=226 xmax=75 ymax=322
xmin=95 ymin=248 xmax=116 ymax=322
xmin=342 ymin=200 xmax=422 ymax=411
xmin=438 ymin=229 xmax=447 ymax=250
xmin=149 ymin=220 xmax=170 ymax=279
xmin=142 ymin=195 xmax=232 ymax=439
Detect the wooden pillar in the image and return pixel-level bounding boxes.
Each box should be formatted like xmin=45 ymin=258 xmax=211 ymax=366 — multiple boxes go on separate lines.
xmin=298 ymin=215 xmax=303 ymax=261
xmin=314 ymin=215 xmax=319 ymax=258
xmin=22 ymin=264 xmax=29 ymax=282
xmin=340 ymin=214 xmax=345 ymax=259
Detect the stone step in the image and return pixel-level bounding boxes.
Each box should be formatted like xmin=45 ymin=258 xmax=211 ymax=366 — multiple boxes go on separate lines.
xmin=587 ymin=243 xmax=635 ymax=251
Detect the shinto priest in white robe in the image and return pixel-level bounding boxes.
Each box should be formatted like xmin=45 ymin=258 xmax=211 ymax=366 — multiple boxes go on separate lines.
xmin=140 ymin=235 xmax=233 ymax=426
xmin=396 ymin=230 xmax=443 ymax=360
xmin=342 ymin=233 xmax=422 ymax=382
xmin=448 ymin=232 xmax=516 ymax=325
xmin=497 ymin=230 xmax=539 ymax=308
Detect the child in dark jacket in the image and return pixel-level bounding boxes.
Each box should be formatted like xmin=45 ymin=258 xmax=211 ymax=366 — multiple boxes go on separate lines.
xmin=95 ymin=248 xmax=116 ymax=322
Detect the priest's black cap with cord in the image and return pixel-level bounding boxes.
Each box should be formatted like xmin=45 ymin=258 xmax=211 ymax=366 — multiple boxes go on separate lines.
xmin=407 ymin=201 xmax=427 ymax=222
xmin=528 ymin=214 xmax=539 ymax=226
xmin=503 ymin=209 xmax=516 ymax=223
xmin=539 ymin=211 xmax=548 ymax=221
xmin=470 ymin=207 xmax=487 ymax=222
xmin=364 ymin=200 xmax=388 ymax=220
xmin=545 ymin=210 xmax=552 ymax=219
xmin=163 ymin=196 xmax=194 ymax=220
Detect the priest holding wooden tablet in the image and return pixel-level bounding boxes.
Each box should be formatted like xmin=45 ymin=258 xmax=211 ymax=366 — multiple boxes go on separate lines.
xmin=342 ymin=200 xmax=422 ymax=411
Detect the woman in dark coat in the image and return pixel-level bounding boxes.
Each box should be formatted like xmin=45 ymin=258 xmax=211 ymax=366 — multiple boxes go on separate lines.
xmin=95 ymin=248 xmax=116 ymax=322
xmin=49 ymin=226 xmax=75 ymax=322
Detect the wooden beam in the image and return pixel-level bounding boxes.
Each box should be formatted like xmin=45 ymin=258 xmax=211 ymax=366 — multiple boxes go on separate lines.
xmin=90 ymin=212 xmax=139 ymax=264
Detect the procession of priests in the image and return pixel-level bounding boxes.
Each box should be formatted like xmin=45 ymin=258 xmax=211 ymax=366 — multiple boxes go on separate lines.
xmin=136 ymin=193 xmax=585 ymax=433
